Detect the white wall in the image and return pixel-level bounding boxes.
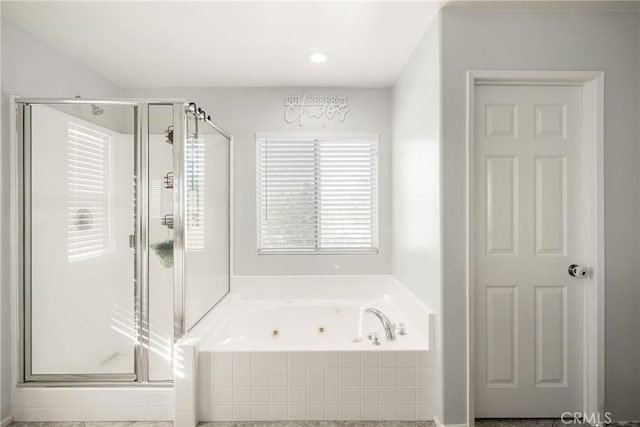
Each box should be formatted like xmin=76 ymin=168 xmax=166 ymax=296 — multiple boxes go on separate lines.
xmin=391 ymin=12 xmax=443 ymax=423
xmin=123 ymin=87 xmax=392 ymax=276
xmin=438 ymin=8 xmax=640 ymax=423
xmin=1 ymin=18 xmax=122 ymax=420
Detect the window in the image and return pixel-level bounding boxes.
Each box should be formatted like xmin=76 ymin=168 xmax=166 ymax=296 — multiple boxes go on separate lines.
xmin=257 ymin=135 xmax=378 ymax=254
xmin=67 ymin=122 xmax=111 ymax=262
xmin=186 ymin=137 xmax=206 ymax=252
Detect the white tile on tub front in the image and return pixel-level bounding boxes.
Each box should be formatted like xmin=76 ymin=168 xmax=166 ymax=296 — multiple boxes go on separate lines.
xmin=380 ymin=352 xmax=398 ymax=367
xmin=362 ymin=352 xmax=379 ymax=368
xmin=343 ymin=367 xmax=361 ymax=386
xmin=325 ymin=367 xmax=342 ymax=386
xmin=362 ymin=387 xmax=380 ymax=405
xmin=343 ymin=405 xmax=361 ymax=420
xmin=233 ymin=368 xmax=252 ymax=387
xmin=233 ymin=387 xmax=252 ymax=405
xmin=213 ymin=405 xmax=233 ymax=421
xmin=270 ymin=369 xmax=287 ymax=387
xmin=306 ymin=387 xmax=324 ymax=405
xmin=398 ymin=387 xmax=417 ymax=405
xmin=362 ymin=405 xmax=380 ymax=420
xmin=288 ymin=405 xmax=306 ymax=420
xmin=199 ymin=352 xmax=213 ymax=374
xmin=380 ymin=405 xmax=398 ymax=421
xmin=251 ymin=352 xmax=270 ymax=369
xmin=233 ymin=352 xmax=252 ymax=369
xmin=269 ymin=405 xmax=287 ymax=421
xmin=270 ymin=352 xmax=288 ymax=368
xmin=214 ymin=369 xmax=232 ymax=387
xmin=417 ymin=351 xmax=431 ymax=368
xmin=288 ymin=368 xmax=306 ymax=387
xmin=398 ymin=405 xmax=417 ymax=421
xmin=214 ymin=352 xmax=233 ymax=369
xmin=324 ymin=405 xmax=343 ymax=420
xmin=269 ymin=388 xmax=287 ymax=405
xmin=342 ymin=352 xmax=361 ymax=367
xmin=307 ymin=367 xmax=324 ymax=386
xmin=418 ymin=367 xmax=435 ymax=386
xmin=288 ymin=387 xmax=306 ymax=405
xmin=324 ymin=387 xmax=343 ymax=405
xmin=307 ymin=352 xmax=325 ymax=368
xmin=380 ymin=367 xmax=398 ymax=386
xmin=214 ymin=387 xmax=233 ymax=406
xmin=307 ymin=405 xmax=324 ymax=420
xmin=380 ymin=387 xmax=398 ymax=405
xmin=417 ymin=403 xmax=434 ymax=420
xmin=233 ymin=405 xmax=252 ymax=421
xmin=399 ymin=367 xmax=418 ymax=386
xmin=362 ymin=367 xmax=380 ymax=386
xmin=252 ymin=405 xmax=270 ymax=421
xmin=252 ymin=387 xmax=269 ymax=405
xmin=325 ymin=352 xmax=343 ymax=367
xmin=252 ymin=368 xmax=269 ymax=387
xmin=417 ymin=386 xmax=435 ymax=404
xmin=343 ymin=387 xmax=361 ymax=405
xmin=398 ymin=352 xmax=417 ymax=367
xmin=288 ymin=352 xmax=306 ymax=368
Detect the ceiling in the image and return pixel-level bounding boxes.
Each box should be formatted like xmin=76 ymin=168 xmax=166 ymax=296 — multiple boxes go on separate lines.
xmin=1 ymin=1 xmax=445 ymax=88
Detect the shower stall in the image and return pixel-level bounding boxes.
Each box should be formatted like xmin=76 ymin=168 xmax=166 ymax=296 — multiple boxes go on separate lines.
xmin=14 ymin=98 xmax=230 ymax=384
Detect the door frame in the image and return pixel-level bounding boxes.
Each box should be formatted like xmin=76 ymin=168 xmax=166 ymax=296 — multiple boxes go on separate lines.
xmin=466 ymin=71 xmax=605 ymax=425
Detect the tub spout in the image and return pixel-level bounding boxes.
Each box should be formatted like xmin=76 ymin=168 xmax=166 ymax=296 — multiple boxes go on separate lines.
xmin=365 ymin=308 xmax=397 ymax=341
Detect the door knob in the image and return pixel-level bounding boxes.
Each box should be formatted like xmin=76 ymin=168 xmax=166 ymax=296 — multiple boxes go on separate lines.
xmin=568 ymin=264 xmax=588 ymax=278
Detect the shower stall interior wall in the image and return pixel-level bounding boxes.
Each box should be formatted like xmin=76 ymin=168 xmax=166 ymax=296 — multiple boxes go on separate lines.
xmin=14 ymin=99 xmax=231 ymax=384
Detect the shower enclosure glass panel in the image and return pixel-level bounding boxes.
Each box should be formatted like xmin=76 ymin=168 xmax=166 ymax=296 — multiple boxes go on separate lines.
xmin=148 ymin=104 xmax=176 ymax=381
xmin=27 ymin=103 xmax=136 ymax=378
xmin=184 ymin=111 xmax=230 ymax=331
xmin=18 ymin=99 xmax=231 ymax=383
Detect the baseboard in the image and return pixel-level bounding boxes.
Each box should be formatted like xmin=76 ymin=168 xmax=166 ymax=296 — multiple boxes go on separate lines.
xmin=1 ymin=415 xmax=13 ymax=427
xmin=434 ymin=415 xmax=469 ymax=427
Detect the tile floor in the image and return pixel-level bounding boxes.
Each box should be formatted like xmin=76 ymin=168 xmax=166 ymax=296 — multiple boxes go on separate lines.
xmin=8 ymin=420 xmax=640 ymax=427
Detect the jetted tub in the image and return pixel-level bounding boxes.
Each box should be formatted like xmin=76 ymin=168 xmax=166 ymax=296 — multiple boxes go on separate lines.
xmin=174 ymin=276 xmax=436 ymax=425
xmin=198 ymin=298 xmax=428 ymax=352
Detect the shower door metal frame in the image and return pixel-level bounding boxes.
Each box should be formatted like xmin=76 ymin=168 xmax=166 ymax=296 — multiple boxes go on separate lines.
xmin=15 ymin=98 xmax=187 ymax=384
xmin=174 ymin=105 xmax=232 ymax=338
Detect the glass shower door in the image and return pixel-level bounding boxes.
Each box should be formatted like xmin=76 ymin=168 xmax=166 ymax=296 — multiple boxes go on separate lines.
xmin=25 ymin=102 xmax=137 ymax=379
xmin=182 ymin=109 xmax=230 ymax=331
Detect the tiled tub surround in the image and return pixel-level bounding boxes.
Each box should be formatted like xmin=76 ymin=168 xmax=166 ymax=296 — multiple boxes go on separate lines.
xmin=197 ymin=351 xmax=435 ymax=422
xmin=172 ymin=276 xmax=436 ymax=425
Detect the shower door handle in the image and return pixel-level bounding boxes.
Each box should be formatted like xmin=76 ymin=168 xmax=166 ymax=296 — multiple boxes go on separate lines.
xmin=129 ymin=234 xmax=137 ymax=248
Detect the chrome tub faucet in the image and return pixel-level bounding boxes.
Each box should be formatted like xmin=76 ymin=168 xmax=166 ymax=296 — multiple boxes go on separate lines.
xmin=365 ymin=308 xmax=397 ymax=341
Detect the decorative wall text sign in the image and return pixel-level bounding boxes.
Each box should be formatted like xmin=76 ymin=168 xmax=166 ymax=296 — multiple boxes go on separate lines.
xmin=284 ymin=93 xmax=350 ymax=127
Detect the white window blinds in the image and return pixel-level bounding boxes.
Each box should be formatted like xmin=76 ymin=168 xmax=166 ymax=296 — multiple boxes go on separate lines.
xmin=257 ymin=136 xmax=378 ymax=254
xmin=186 ymin=137 xmax=206 ymax=252
xmin=67 ymin=122 xmax=111 ymax=262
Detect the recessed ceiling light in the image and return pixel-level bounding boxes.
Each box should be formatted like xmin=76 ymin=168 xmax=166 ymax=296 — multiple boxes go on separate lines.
xmin=307 ymin=51 xmax=329 ymax=64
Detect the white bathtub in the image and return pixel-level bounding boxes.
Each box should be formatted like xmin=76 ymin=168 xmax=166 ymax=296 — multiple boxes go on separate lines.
xmin=195 ymin=275 xmax=432 ymax=352
xmin=198 ymin=298 xmax=428 ymax=352
xmin=174 ymin=276 xmax=436 ymax=424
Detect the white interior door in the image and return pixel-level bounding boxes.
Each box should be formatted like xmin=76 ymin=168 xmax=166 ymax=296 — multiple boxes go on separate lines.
xmin=474 ymin=85 xmax=585 ymax=417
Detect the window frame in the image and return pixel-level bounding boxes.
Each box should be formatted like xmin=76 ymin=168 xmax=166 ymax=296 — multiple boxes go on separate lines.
xmin=255 ymin=132 xmax=379 ymax=255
